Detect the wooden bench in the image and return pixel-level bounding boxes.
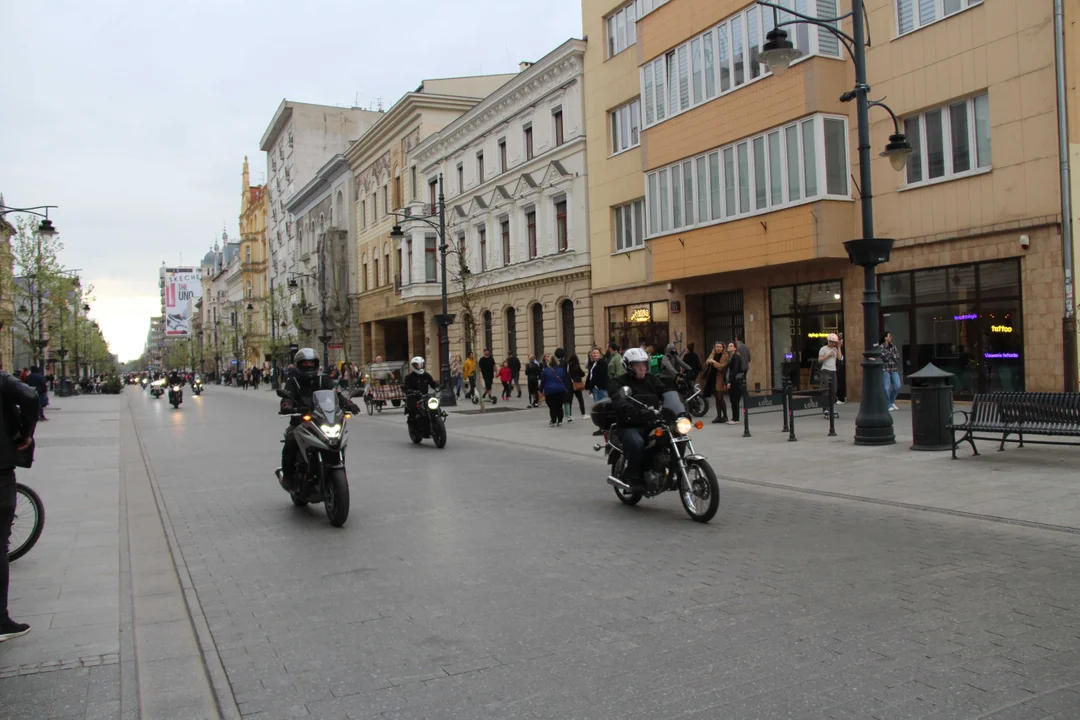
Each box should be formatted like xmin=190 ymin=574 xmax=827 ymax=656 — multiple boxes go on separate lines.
xmin=947 ymin=392 xmax=1080 ymax=458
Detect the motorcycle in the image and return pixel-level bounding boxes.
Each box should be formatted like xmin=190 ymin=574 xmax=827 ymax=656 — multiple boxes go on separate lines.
xmin=192 ymin=380 xmax=203 ymax=396
xmin=275 ymin=388 xmax=352 ymax=527
xmin=150 ymin=380 xmax=165 ymax=398
xmin=168 ymin=384 xmax=183 ymax=408
xmin=406 ymin=391 xmax=448 ymax=449
xmin=591 ymin=387 xmax=720 ymax=523
xmin=676 ymin=376 xmax=709 ymax=418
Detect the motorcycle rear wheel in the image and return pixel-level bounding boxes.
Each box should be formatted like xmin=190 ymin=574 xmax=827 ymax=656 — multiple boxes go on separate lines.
xmin=611 ymin=457 xmax=642 ymax=506
xmin=323 ymin=468 xmax=350 ymax=527
xmin=680 ymin=458 xmax=719 ymax=523
xmin=431 ymin=416 xmax=447 ymax=449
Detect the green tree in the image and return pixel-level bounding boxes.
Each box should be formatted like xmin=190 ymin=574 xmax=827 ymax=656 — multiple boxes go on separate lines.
xmin=9 ymin=215 xmax=66 ymax=366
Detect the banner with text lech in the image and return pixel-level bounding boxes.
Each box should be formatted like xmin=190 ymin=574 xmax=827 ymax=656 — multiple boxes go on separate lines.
xmin=164 ymin=267 xmax=202 ymax=337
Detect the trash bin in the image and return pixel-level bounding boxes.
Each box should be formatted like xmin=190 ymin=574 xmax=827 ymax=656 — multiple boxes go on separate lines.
xmin=58 ymin=378 xmax=73 ymax=397
xmin=908 ymin=362 xmax=955 ymax=451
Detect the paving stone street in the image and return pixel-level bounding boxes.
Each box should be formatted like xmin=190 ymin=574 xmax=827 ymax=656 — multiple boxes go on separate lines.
xmin=4 ymin=386 xmax=1080 ymax=719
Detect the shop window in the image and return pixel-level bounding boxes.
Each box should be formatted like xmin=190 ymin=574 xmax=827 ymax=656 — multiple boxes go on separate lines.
xmin=607 ymin=301 xmax=670 ymax=352
xmin=770 ymin=281 xmax=844 ymax=389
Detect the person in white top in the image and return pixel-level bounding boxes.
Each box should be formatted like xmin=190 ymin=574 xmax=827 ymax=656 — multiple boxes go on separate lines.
xmin=817 ymin=333 xmax=843 ymax=418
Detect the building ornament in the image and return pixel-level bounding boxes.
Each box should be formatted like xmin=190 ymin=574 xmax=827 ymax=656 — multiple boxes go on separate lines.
xmin=355 ymin=151 xmax=391 ymax=200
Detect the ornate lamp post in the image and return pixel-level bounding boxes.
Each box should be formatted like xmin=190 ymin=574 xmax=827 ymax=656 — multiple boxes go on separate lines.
xmin=758 ymin=1 xmax=912 ymax=445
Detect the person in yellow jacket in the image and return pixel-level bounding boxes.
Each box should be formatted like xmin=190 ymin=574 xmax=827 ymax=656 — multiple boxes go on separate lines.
xmin=462 ymin=352 xmax=477 ymax=399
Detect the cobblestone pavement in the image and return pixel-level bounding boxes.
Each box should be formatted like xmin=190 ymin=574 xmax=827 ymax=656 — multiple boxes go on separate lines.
xmin=115 ymin=386 xmax=1080 ymax=720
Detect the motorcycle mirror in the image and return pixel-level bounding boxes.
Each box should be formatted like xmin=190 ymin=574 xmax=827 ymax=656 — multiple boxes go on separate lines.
xmin=621 ymin=386 xmax=632 ymax=397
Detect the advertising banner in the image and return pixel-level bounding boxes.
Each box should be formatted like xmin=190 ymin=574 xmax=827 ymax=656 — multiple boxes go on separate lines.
xmin=164 ymin=267 xmax=202 ymax=337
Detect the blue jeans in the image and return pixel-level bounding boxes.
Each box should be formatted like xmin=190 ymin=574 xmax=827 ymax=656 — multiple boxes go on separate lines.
xmin=592 ymin=388 xmax=608 ymax=401
xmin=617 ymin=427 xmax=647 ymax=481
xmin=884 ymin=371 xmax=901 ymax=407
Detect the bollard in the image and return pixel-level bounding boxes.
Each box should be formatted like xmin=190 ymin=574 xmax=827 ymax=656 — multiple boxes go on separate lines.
xmin=781 ymin=379 xmax=790 ymax=433
xmin=742 ymin=383 xmax=751 ymax=438
xmin=828 ymin=395 xmax=837 ymax=437
xmin=787 ymin=385 xmax=798 ymax=441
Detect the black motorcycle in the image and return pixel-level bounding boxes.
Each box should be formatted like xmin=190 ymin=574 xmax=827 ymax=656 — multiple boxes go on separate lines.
xmin=192 ymin=380 xmax=203 ymax=396
xmin=675 ymin=375 xmax=709 ymax=418
xmin=275 ymin=388 xmax=352 ymax=527
xmin=406 ymin=392 xmax=448 ymax=448
xmin=591 ymin=387 xmax=719 ymax=523
xmin=168 ymin=384 xmax=183 ymax=408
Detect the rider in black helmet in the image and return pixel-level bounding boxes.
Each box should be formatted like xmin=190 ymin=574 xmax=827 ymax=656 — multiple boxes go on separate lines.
xmin=279 ymin=348 xmax=354 ymax=490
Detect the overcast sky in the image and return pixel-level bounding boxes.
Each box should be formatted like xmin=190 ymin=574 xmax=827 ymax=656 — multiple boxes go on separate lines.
xmin=0 ymin=0 xmax=582 ymax=362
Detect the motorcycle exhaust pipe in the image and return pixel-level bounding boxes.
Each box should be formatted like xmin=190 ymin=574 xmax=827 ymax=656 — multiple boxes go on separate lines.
xmin=607 ymin=475 xmax=631 ymax=491
xmin=275 ymin=468 xmax=287 ymax=490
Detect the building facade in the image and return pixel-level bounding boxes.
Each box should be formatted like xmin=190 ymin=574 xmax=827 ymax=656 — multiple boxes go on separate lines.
xmin=239 ymin=157 xmax=268 ymax=365
xmin=345 ymin=74 xmax=517 ymax=367
xmin=409 ymin=40 xmax=592 ymax=370
xmin=584 ymin=0 xmax=1078 ymax=398
xmin=260 ymin=101 xmax=383 ymax=341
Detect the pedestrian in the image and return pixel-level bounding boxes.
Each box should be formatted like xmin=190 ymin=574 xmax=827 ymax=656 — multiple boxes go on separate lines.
xmin=0 ymin=368 xmax=41 ymax=643
xmin=25 ymin=367 xmax=48 ymax=422
xmin=585 ymin=348 xmax=609 ymax=436
xmin=540 ymin=356 xmax=570 ymax=427
xmin=735 ymin=335 xmax=751 ymax=372
xmin=507 ymin=353 xmax=522 ymax=398
xmin=660 ymin=343 xmax=691 ymax=385
xmin=818 ymin=333 xmax=842 ymax=419
xmin=525 ymin=354 xmax=542 ymax=407
xmin=564 ymin=354 xmax=586 ymax=421
xmin=606 ymin=342 xmax=624 ymax=378
xmin=451 ymin=354 xmax=463 ymax=398
xmin=682 ymin=343 xmax=702 ymax=383
xmin=725 ymin=342 xmax=745 ymax=425
xmin=882 ymin=332 xmax=901 ymax=411
xmin=478 ymin=349 xmax=496 ymax=401
xmin=498 ymin=361 xmax=512 ymax=401
xmin=462 ymin=352 xmax=476 ymax=399
xmin=703 ymin=342 xmax=731 ymax=424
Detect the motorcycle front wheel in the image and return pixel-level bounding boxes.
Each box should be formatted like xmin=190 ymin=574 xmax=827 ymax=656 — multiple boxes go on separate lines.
xmin=611 ymin=456 xmax=642 ymax=506
xmin=680 ymin=458 xmax=719 ymax=523
xmin=431 ymin=416 xmax=447 ymax=449
xmin=323 ymin=467 xmax=350 ymax=527
xmin=687 ymin=395 xmax=709 ymax=418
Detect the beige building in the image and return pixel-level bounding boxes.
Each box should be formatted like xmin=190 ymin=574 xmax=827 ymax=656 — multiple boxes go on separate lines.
xmin=583 ymin=0 xmax=1078 ymax=398
xmin=409 ymin=40 xmax=592 ymax=371
xmin=345 ymin=74 xmax=517 ymax=367
xmin=239 ymin=157 xmax=269 ymax=366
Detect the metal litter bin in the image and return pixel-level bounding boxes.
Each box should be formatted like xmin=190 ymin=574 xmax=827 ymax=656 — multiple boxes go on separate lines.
xmin=908 ymin=362 xmax=954 ymax=451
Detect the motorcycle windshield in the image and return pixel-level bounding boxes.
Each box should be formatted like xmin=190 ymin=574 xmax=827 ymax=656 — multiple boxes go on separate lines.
xmin=312 ymin=390 xmax=340 ymax=422
xmin=661 ymin=390 xmax=685 ymax=422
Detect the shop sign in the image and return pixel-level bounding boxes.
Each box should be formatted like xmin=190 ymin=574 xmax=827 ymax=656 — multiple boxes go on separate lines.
xmin=984 ymin=352 xmax=1020 ymax=359
xmin=954 ymin=313 xmax=978 ymax=321
xmin=670 ymin=301 xmax=681 ymax=314
xmin=991 ymin=325 xmax=1013 ymax=333
xmin=629 ymin=307 xmax=652 ymax=323
xmin=807 ymin=332 xmax=830 ymax=339
xmin=329 ymin=343 xmax=344 ymax=349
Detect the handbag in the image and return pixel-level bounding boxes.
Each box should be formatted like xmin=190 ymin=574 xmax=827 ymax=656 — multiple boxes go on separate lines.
xmin=14 ymin=437 xmax=35 ymax=469
xmin=572 ymin=380 xmax=585 ymax=392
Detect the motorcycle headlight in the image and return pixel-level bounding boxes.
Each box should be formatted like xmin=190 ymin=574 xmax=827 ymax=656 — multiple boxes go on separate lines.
xmin=320 ymin=424 xmax=343 ymax=438
xmin=172 ymin=386 xmax=180 ymax=391
xmin=675 ymin=417 xmax=693 ymax=435
xmin=426 ymin=397 xmax=440 ymax=410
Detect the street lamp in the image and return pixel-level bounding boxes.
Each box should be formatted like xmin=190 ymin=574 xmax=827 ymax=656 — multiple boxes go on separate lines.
xmin=388 ymin=173 xmax=455 ymax=407
xmin=288 ymin=269 xmax=329 ymax=369
xmin=757 ymin=1 xmax=913 ymax=445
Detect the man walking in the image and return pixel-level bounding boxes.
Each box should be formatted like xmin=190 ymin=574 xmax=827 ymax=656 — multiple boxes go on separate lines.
xmin=25 ymin=366 xmax=48 ymax=422
xmin=1 ymin=370 xmax=40 ymax=643
xmin=606 ymin=342 xmax=624 ymax=378
xmin=478 ymin=349 xmax=496 ymax=401
xmin=507 ymin=353 xmax=522 ymax=398
xmin=818 ymin=333 xmax=842 ymax=419
xmin=882 ymin=332 xmax=901 ymax=411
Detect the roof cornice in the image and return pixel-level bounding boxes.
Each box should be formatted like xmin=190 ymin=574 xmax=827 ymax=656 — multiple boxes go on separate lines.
xmin=260 ymin=100 xmax=293 ymax=151
xmin=344 ymin=92 xmax=483 ymax=169
xmin=285 ymin=154 xmax=349 ymax=213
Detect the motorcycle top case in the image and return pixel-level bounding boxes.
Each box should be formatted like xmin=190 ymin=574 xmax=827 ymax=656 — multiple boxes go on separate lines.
xmin=590 ymin=399 xmax=617 ymax=429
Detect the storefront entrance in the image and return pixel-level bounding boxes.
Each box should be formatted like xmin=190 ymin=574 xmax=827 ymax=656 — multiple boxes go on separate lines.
xmin=703 ymin=291 xmax=745 ymax=348
xmin=608 ymin=301 xmax=669 ymax=351
xmin=879 ymin=259 xmax=1024 ymax=397
xmin=770 ymin=281 xmax=844 ymax=389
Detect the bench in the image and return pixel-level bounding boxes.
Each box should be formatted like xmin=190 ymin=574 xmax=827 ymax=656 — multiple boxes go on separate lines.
xmin=947 ymin=392 xmax=1080 ymax=459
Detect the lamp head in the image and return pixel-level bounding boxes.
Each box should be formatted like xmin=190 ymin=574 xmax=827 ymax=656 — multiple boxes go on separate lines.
xmin=390 ymin=224 xmax=404 ymax=240
xmin=760 ymin=27 xmax=802 ymax=76
xmin=37 ymin=218 xmax=57 ymax=238
xmin=882 ymin=132 xmax=914 ymax=172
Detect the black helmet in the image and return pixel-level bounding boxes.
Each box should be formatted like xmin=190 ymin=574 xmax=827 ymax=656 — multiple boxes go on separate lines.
xmin=294 ymin=348 xmax=320 ymax=385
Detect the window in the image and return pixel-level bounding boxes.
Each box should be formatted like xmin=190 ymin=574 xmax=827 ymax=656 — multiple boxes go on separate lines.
xmin=607 ymin=2 xmax=637 ymax=57
xmin=429 ymin=179 xmax=438 ymax=213
xmin=614 ymin=199 xmax=645 ymax=252
xmin=383 ymin=185 xmax=389 ymax=214
xmin=456 ymin=163 xmax=464 ymax=194
xmin=897 ymin=0 xmax=982 ymax=36
xmin=410 ymin=166 xmax=417 ymax=200
xmin=555 ymin=198 xmax=568 ymax=252
xmin=478 ymin=226 xmax=487 ymax=272
xmin=425 ymin=236 xmax=437 ymax=282
xmin=477 ymin=152 xmax=485 ymax=184
xmin=524 ymin=125 xmax=534 ymax=160
xmin=374 ymin=258 xmax=379 ymax=287
xmin=526 ymin=209 xmax=537 ymax=259
xmin=610 ymin=99 xmax=641 ymax=154
xmin=500 ymin=217 xmax=511 ymax=265
xmin=360 ymin=199 xmax=366 ymax=229
xmin=498 ymin=139 xmax=507 ymax=173
xmin=641 ymin=0 xmax=842 ymax=129
xmin=406 ymin=237 xmax=413 ymax=284
xmin=644 ymin=115 xmax=850 ymax=237
xmin=903 ymin=94 xmax=991 ymax=187
xmin=553 ymin=108 xmax=564 ymax=147
xmin=362 ymin=262 xmax=368 ymax=292
xmin=385 ymin=251 xmax=391 ymax=285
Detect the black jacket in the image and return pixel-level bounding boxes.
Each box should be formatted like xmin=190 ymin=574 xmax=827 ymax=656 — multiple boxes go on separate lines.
xmin=607 ymin=371 xmax=666 ymax=428
xmin=507 ymin=356 xmax=521 ymax=374
xmin=0 ymin=371 xmax=40 ymax=470
xmin=404 ymin=372 xmax=439 ymax=394
xmin=478 ymin=355 xmax=496 ymax=380
xmin=585 ymin=357 xmax=608 ymax=391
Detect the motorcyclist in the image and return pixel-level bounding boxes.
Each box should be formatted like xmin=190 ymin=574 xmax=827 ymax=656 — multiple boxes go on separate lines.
xmin=403 ymin=356 xmax=440 ymax=422
xmin=659 ymin=343 xmax=692 ymax=387
xmin=167 ymin=369 xmax=184 ymax=388
xmin=607 ymin=347 xmax=667 ymax=491
xmin=279 ymin=349 xmax=356 ymax=490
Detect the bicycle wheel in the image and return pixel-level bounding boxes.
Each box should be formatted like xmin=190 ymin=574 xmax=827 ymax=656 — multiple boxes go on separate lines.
xmin=9 ymin=483 xmax=45 ymax=562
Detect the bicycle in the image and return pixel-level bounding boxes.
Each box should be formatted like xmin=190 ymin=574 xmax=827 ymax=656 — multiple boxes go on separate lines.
xmin=8 ymin=483 xmax=45 ymax=562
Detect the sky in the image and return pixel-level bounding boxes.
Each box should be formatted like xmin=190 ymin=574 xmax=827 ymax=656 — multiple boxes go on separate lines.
xmin=0 ymin=0 xmax=582 ymax=362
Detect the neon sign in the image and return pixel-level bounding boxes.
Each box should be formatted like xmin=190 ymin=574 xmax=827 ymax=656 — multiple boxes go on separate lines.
xmin=629 ymin=307 xmax=651 ymax=323
xmin=954 ymin=313 xmax=978 ymax=321
xmin=991 ymin=325 xmax=1013 ymax=333
xmin=984 ymin=352 xmax=1020 ymax=359
xmin=807 ymin=332 xmax=830 ymax=339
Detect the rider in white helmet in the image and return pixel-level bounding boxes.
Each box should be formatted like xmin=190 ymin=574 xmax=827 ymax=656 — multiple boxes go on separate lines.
xmin=404 ymin=356 xmax=440 ymax=420
xmin=607 ymin=345 xmax=667 ymax=491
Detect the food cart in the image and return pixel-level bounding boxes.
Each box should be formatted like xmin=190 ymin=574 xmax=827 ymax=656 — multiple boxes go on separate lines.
xmin=360 ymin=360 xmax=407 ymax=414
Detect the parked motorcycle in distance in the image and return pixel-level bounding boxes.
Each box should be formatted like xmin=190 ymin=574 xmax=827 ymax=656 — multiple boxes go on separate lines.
xmin=275 ymin=388 xmax=352 ymax=527
xmin=168 ymin=384 xmax=183 ymax=408
xmin=406 ymin=391 xmax=448 ymax=449
xmin=591 ymin=387 xmax=719 ymax=523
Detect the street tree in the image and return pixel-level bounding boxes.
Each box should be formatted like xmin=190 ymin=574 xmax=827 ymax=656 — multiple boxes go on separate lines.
xmin=9 ymin=215 xmax=66 ymax=366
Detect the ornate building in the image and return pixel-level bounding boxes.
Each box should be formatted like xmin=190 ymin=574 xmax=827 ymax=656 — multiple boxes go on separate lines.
xmin=239 ymin=157 xmax=268 ymax=365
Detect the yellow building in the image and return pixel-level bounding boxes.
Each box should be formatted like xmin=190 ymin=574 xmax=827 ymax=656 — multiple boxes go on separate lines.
xmin=239 ymin=156 xmax=268 ymax=367
xmin=345 ymin=74 xmax=517 ymax=366
xmin=584 ymin=0 xmax=1078 ymax=397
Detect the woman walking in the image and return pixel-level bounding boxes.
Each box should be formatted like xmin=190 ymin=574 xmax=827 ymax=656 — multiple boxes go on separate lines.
xmin=725 ymin=342 xmax=745 ymax=425
xmin=451 ymin=354 xmax=463 ymax=398
xmin=540 ymin=356 xmax=570 ymax=427
xmin=703 ymin=342 xmax=731 ymax=424
xmin=525 ymin=355 xmax=542 ymax=407
xmin=564 ymin=354 xmax=586 ymax=421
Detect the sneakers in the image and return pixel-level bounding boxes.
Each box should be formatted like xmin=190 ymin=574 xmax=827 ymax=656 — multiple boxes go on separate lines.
xmin=890 ymin=404 xmax=899 ymax=411
xmin=557 ymin=421 xmax=563 ymax=427
xmin=0 ymin=620 xmax=30 ymax=643
xmin=712 ymin=417 xmax=725 ymax=424
xmin=567 ymin=417 xmax=573 ymax=423
xmin=836 ymin=400 xmax=845 ymax=405
xmin=549 ymin=421 xmax=556 ymax=427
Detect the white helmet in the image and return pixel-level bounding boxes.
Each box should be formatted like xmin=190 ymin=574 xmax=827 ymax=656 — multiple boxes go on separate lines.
xmin=410 ymin=356 xmax=425 ymax=374
xmin=623 ymin=347 xmax=649 ymax=366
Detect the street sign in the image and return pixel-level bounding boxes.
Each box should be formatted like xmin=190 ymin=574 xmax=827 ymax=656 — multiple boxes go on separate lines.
xmin=789 ymin=395 xmax=822 ymax=412
xmin=329 ymin=343 xmax=344 ymax=350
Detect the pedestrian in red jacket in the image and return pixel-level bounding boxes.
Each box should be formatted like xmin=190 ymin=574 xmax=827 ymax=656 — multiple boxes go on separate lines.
xmin=498 ymin=362 xmax=513 ymax=401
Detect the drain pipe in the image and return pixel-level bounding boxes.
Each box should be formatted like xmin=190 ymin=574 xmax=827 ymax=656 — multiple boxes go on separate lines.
xmin=1054 ymin=0 xmax=1077 ymax=390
